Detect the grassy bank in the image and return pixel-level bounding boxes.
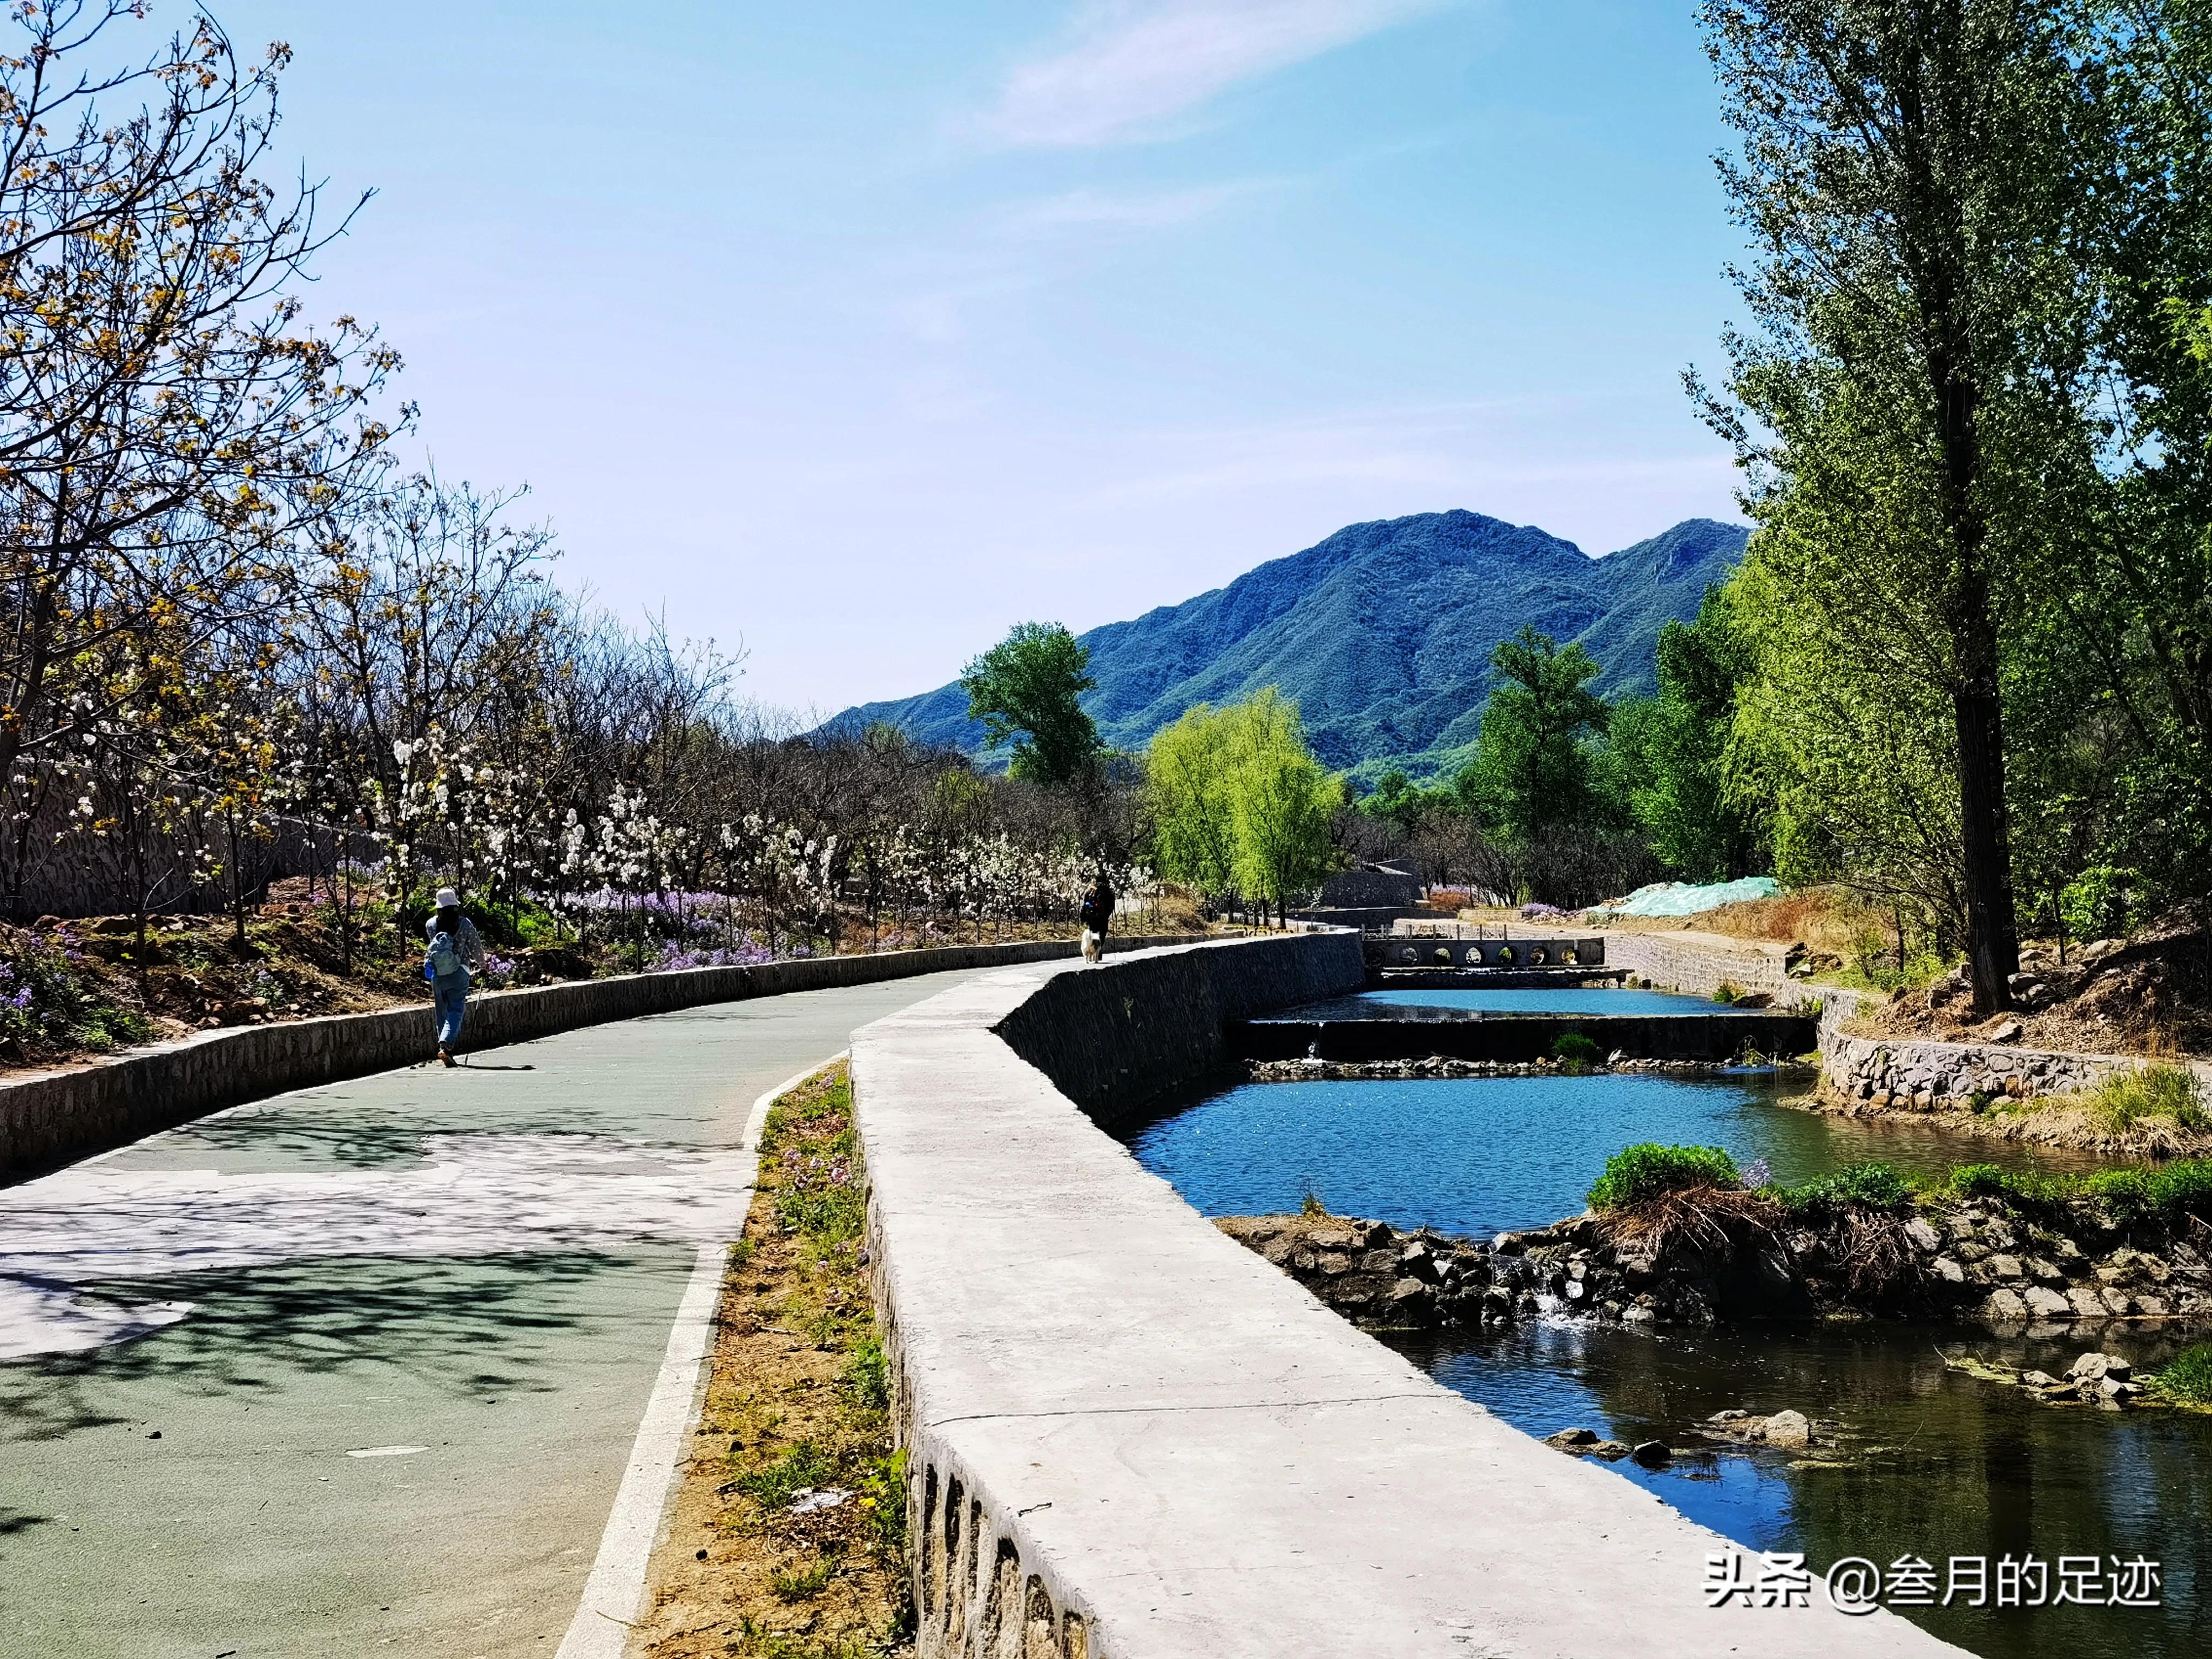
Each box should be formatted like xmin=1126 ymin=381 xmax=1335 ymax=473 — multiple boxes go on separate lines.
xmin=635 ymin=1063 xmax=911 ymax=1659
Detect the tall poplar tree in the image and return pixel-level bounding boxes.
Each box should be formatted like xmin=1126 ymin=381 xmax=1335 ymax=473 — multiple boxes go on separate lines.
xmin=1693 ymin=0 xmax=2095 ymax=1009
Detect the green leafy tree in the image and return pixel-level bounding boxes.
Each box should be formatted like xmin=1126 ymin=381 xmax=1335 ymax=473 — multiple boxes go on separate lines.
xmin=1223 ymin=689 xmax=1345 ymax=926
xmin=1690 ymin=0 xmax=2113 ymax=1008
xmin=1144 ymin=689 xmax=1343 ymax=924
xmin=959 ymin=623 xmax=1101 ymax=785
xmin=1607 ymin=591 xmax=1765 ymax=879
xmin=1145 ymin=703 xmax=1237 ymax=902
xmin=1455 ymin=628 xmax=1611 ymax=846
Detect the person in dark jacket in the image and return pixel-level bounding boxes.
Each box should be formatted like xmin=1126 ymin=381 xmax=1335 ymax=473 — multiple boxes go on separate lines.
xmin=424 ymin=887 xmax=487 ymax=1067
xmin=1079 ymin=869 xmax=1116 ymax=964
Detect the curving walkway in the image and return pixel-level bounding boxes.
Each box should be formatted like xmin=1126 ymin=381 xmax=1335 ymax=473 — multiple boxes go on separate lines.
xmin=0 ymin=968 xmax=994 ymax=1659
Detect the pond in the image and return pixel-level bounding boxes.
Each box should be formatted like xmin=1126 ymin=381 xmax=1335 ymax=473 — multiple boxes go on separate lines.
xmin=1121 ymin=1072 xmax=2204 ymax=1657
xmin=1121 ymin=1074 xmax=2089 ymax=1238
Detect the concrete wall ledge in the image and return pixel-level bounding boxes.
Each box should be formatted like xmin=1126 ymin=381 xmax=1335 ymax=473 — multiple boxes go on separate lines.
xmin=851 ymin=934 xmax=1959 ymax=1657
xmin=0 ymin=933 xmax=1201 ymax=1183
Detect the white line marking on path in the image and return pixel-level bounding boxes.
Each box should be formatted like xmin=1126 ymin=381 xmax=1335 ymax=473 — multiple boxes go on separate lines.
xmin=345 ymin=1445 xmax=429 ymax=1458
xmin=552 ymin=1051 xmax=848 ymax=1659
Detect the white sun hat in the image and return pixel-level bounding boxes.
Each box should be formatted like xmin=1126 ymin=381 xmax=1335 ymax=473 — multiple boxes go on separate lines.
xmin=435 ymin=887 xmax=462 ymax=909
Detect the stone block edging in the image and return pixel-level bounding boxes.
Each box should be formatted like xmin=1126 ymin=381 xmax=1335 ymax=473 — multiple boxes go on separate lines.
xmin=1602 ymin=926 xmax=2212 ymax=1107
xmin=0 ymin=933 xmax=1201 ymax=1183
xmin=850 ymin=933 xmax=1959 ymax=1657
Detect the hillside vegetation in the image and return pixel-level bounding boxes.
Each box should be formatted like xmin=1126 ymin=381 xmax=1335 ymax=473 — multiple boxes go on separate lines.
xmin=830 ymin=512 xmax=1747 ymax=782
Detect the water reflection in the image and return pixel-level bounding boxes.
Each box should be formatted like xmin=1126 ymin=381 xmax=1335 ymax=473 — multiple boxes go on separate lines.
xmin=1387 ymin=1319 xmax=2210 ymax=1659
xmin=1122 ymin=1073 xmax=2203 ymax=1657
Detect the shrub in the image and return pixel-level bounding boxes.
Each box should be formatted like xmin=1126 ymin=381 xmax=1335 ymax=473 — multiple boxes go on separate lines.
xmin=2081 ymin=1065 xmax=2207 ymax=1131
xmin=2080 ymin=1166 xmax=2156 ymax=1221
xmin=1551 ymin=1031 xmax=1601 ymax=1073
xmin=2150 ymin=1343 xmax=2212 ymax=1405
xmin=2148 ymin=1158 xmax=2212 ymax=1222
xmin=1943 ymin=1156 xmax=2212 ymax=1224
xmin=1947 ymin=1163 xmax=2014 ymax=1199
xmin=0 ymin=934 xmax=151 ymax=1055
xmin=1588 ymin=1143 xmax=1740 ymax=1211
xmin=1712 ymin=981 xmax=1742 ymax=1005
xmin=1783 ymin=1162 xmax=1912 ymax=1212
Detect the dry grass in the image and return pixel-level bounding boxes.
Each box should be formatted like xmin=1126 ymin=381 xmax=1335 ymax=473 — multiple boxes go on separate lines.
xmin=1595 ymin=1182 xmax=1780 ymax=1261
xmin=633 ymin=1063 xmax=912 ymax=1659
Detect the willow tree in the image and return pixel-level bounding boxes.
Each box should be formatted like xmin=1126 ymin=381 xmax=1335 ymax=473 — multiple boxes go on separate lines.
xmin=1691 ymin=0 xmax=2106 ymax=1010
xmin=1145 ymin=690 xmax=1342 ymax=925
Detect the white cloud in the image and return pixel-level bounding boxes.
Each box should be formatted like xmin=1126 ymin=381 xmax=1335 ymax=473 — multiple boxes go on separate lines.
xmin=984 ymin=0 xmax=1453 ymax=148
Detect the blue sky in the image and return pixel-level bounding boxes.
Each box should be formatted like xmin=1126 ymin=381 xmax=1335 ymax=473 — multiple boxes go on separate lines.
xmin=207 ymin=1 xmax=1746 ymax=714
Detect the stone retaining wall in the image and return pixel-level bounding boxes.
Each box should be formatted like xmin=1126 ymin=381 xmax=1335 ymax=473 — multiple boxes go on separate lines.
xmin=849 ymin=935 xmax=1956 ymax=1658
xmin=1600 ymin=927 xmax=1805 ymax=1001
xmin=1815 ymin=1027 xmax=2138 ymax=1108
xmin=0 ymin=934 xmax=1198 ymax=1182
xmin=1602 ymin=926 xmax=2211 ymax=1107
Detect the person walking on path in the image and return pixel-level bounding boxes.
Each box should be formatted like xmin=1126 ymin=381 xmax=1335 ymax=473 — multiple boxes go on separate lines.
xmin=425 ymin=887 xmax=487 ymax=1067
xmin=1079 ymin=868 xmax=1115 ymax=965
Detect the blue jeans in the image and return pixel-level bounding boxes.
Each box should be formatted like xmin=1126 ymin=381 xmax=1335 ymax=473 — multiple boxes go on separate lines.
xmin=433 ymin=973 xmax=469 ymax=1049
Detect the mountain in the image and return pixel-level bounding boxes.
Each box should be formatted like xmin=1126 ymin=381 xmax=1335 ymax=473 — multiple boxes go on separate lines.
xmin=826 ymin=510 xmax=1749 ymax=784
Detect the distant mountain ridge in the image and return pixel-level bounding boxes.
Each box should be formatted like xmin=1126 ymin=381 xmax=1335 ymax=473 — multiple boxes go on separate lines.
xmin=826 ymin=510 xmax=1750 ymax=783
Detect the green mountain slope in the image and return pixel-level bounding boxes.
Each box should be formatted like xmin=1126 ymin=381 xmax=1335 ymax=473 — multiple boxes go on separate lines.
xmin=826 ymin=510 xmax=1748 ymax=784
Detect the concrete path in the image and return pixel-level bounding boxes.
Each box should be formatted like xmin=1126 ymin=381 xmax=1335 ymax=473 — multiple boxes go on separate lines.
xmin=0 ymin=969 xmax=990 ymax=1659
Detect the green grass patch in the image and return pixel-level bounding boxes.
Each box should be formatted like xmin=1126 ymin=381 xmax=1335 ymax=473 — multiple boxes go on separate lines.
xmin=770 ymin=1557 xmax=839 ymax=1602
xmin=1780 ymin=1162 xmax=1913 ymax=1212
xmin=1550 ymin=1031 xmax=1601 ymax=1074
xmin=2081 ymin=1065 xmax=2208 ymax=1132
xmin=762 ymin=1072 xmax=867 ymax=1245
xmin=1588 ymin=1143 xmax=1740 ymax=1211
xmin=841 ymin=1336 xmax=889 ymax=1412
xmin=1943 ymin=1157 xmax=2212 ymax=1223
xmin=2150 ymin=1344 xmax=2212 ymax=1405
xmin=733 ymin=1439 xmax=838 ymax=1511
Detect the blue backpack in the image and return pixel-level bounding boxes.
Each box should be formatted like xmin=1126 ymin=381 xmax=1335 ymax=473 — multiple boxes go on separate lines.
xmin=426 ymin=929 xmax=463 ymax=980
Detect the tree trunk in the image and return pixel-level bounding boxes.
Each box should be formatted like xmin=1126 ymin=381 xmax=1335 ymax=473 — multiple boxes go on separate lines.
xmin=1954 ymin=670 xmax=2020 ymax=1011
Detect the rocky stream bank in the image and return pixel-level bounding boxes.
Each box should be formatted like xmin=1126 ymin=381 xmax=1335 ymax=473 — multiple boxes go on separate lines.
xmin=1217 ymin=1194 xmax=2212 ymax=1343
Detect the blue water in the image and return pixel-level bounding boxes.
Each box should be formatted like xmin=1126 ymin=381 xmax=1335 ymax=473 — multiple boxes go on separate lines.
xmin=1123 ymin=1074 xmax=2200 ymax=1658
xmin=1122 ymin=1074 xmax=2079 ymax=1237
xmin=1273 ymin=986 xmax=1734 ymax=1019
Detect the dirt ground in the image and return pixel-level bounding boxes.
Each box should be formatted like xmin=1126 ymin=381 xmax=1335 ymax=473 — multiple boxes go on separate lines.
xmin=633 ymin=1064 xmax=911 ymax=1659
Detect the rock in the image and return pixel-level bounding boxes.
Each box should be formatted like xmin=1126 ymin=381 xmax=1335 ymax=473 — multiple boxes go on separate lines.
xmin=1708 ymin=1409 xmax=1750 ymax=1422
xmin=1932 ymin=1256 xmax=1967 ymax=1285
xmin=1991 ymin=1255 xmax=2024 ymax=1281
xmin=1630 ymin=1441 xmax=1673 ymax=1467
xmin=2069 ymin=1287 xmax=2112 ymax=1319
xmin=2019 ymin=1370 xmax=2059 ymax=1388
xmin=1544 ymin=1427 xmax=1599 ymax=1448
xmin=2067 ymin=1352 xmax=2131 ymax=1383
xmin=1980 ymin=1017 xmax=2024 ymax=1044
xmin=1383 ymin=1277 xmax=1434 ymax=1316
xmin=1588 ymin=1440 xmax=1631 ymax=1460
xmin=2027 ymin=1258 xmax=2065 ymax=1286
xmin=1905 ymin=1217 xmax=1942 ymax=1253
xmin=2023 ymin=1286 xmax=2072 ymax=1319
xmin=1762 ymin=1410 xmax=1814 ymax=1449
